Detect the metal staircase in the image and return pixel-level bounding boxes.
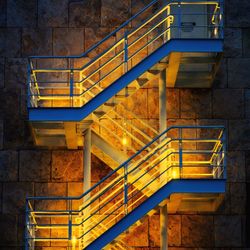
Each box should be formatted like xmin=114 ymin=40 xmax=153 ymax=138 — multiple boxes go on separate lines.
xmin=25 ymin=0 xmax=225 ymax=249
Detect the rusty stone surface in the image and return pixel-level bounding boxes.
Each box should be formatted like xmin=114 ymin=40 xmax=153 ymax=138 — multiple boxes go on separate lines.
xmin=19 ymin=150 xmax=51 ymax=181
xmin=0 ymin=119 xmax=3 ymax=149
xmin=7 ymin=0 xmax=37 ymax=27
xmin=101 ymin=0 xmax=131 ymax=27
xmin=181 ymin=215 xmax=214 ymax=247
xmin=180 ymin=89 xmax=212 ymax=119
xmin=0 ymin=57 xmax=4 ymax=88
xmin=0 ymin=150 xmax=18 ymax=181
xmin=38 ymin=0 xmax=68 ymax=27
xmin=52 ymin=150 xmax=83 ymax=182
xmin=0 ymin=214 xmax=17 ymax=245
xmin=53 ymin=28 xmax=84 ymax=56
xmin=69 ymin=0 xmax=101 ymax=27
xmin=3 ymin=182 xmax=33 ymax=214
xmin=212 ymin=89 xmax=244 ymax=119
xmin=224 ymin=28 xmax=242 ymax=58
xmin=230 ymin=182 xmax=246 ymax=214
xmin=22 ymin=28 xmax=52 ymax=56
xmin=214 ymin=215 xmax=242 ymax=247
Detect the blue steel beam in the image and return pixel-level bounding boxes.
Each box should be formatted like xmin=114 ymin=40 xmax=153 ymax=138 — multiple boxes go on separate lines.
xmin=29 ymin=39 xmax=223 ymax=122
xmin=85 ymin=178 xmax=225 ymax=250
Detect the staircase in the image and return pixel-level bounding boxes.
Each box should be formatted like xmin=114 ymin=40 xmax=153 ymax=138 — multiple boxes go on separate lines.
xmin=25 ymin=0 xmax=225 ymax=249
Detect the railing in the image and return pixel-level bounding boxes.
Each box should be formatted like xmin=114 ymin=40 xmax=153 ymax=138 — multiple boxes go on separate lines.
xmin=27 ymin=0 xmax=224 ymax=108
xmin=25 ymin=125 xmax=226 ymax=249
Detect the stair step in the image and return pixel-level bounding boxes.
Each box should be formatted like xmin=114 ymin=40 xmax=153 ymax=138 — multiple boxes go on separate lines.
xmin=137 ymin=78 xmax=148 ymax=86
xmin=104 ymin=102 xmax=116 ymax=107
xmin=148 ymin=69 xmax=160 ymax=75
xmin=93 ymin=111 xmax=106 ymax=117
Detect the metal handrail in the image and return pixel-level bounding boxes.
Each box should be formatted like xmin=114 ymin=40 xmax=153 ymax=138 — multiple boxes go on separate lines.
xmin=25 ymin=126 xmax=226 ymax=249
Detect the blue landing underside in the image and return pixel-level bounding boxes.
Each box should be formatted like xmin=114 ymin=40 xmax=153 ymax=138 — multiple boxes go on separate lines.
xmin=29 ymin=39 xmax=223 ymax=122
xmin=85 ymin=179 xmax=226 ymax=250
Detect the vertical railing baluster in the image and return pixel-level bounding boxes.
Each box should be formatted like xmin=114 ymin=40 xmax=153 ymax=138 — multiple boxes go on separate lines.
xmin=68 ymin=200 xmax=72 ymax=241
xmin=179 ymin=128 xmax=183 ymax=178
xmin=25 ymin=199 xmax=29 ymax=250
xmin=70 ymin=69 xmax=74 ymax=107
xmin=124 ymin=32 xmax=128 ymax=74
xmin=178 ymin=2 xmax=181 ymax=38
xmin=219 ymin=0 xmax=224 ymax=39
xmin=124 ymin=164 xmax=128 ymax=215
xmin=222 ymin=129 xmax=227 ymax=179
xmin=27 ymin=63 xmax=31 ymax=108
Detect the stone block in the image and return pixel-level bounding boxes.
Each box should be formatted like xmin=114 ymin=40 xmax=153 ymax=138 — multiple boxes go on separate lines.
xmin=224 ymin=28 xmax=242 ymax=58
xmin=181 ymin=215 xmax=214 ymax=247
xmin=228 ymin=58 xmax=250 ymax=88
xmin=168 ymin=215 xmax=181 ymax=246
xmin=212 ymin=89 xmax=244 ymax=119
xmin=7 ymin=0 xmax=37 ymax=27
xmin=226 ymin=0 xmax=250 ymax=27
xmin=101 ymin=0 xmax=131 ymax=27
xmin=85 ymin=27 xmax=114 ymax=57
xmin=52 ymin=150 xmax=83 ymax=182
xmin=53 ymin=28 xmax=84 ymax=56
xmin=0 ymin=0 xmax=6 ymax=26
xmin=38 ymin=0 xmax=68 ymax=27
xmin=246 ymin=89 xmax=250 ymax=119
xmin=124 ymin=217 xmax=149 ymax=247
xmin=167 ymin=88 xmax=180 ymax=119
xmin=0 ymin=58 xmax=4 ymax=88
xmin=246 ymin=151 xmax=250 ymax=182
xmin=214 ymin=215 xmax=242 ymax=247
xmin=5 ymin=58 xmax=27 ymax=89
xmin=22 ymin=28 xmax=52 ymax=56
xmin=229 ymin=120 xmax=250 ymax=151
xmin=69 ymin=0 xmax=101 ymax=27
xmin=148 ymin=88 xmax=159 ymax=119
xmin=227 ymin=151 xmax=246 ymax=182
xmin=180 ymin=89 xmax=212 ymax=119
xmin=0 ymin=150 xmax=18 ymax=181
xmin=0 ymin=214 xmax=17 ymax=246
xmin=35 ymin=182 xmax=67 ymax=210
xmin=3 ymin=182 xmax=33 ymax=214
xmin=0 ymin=28 xmax=21 ymax=57
xmin=0 ymin=119 xmax=3 ymax=149
xmin=20 ymin=150 xmax=51 ymax=181
xmin=213 ymin=58 xmax=227 ymax=89
xmin=4 ymin=118 xmax=25 ymax=149
xmin=243 ymin=28 xmax=250 ymax=57
xmin=230 ymin=182 xmax=246 ymax=214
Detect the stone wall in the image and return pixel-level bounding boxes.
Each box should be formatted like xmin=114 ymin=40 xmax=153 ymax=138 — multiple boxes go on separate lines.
xmin=0 ymin=0 xmax=249 ymax=249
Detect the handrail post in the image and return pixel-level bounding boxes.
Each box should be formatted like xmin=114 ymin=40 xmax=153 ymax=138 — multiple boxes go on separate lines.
xmin=179 ymin=128 xmax=183 ymax=178
xmin=124 ymin=163 xmax=128 ymax=215
xmin=68 ymin=200 xmax=73 ymax=241
xmin=124 ymin=32 xmax=128 ymax=74
xmin=177 ymin=1 xmax=181 ymax=38
xmin=27 ymin=63 xmax=31 ymax=108
xmin=219 ymin=0 xmax=224 ymax=39
xmin=25 ymin=199 xmax=29 ymax=250
xmin=70 ymin=69 xmax=74 ymax=107
xmin=222 ymin=129 xmax=227 ymax=179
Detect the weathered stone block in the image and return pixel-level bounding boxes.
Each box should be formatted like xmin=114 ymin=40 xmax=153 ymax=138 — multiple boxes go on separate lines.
xmin=85 ymin=27 xmax=114 ymax=57
xmin=0 ymin=214 xmax=17 ymax=245
xmin=181 ymin=215 xmax=214 ymax=247
xmin=101 ymin=0 xmax=131 ymax=27
xmin=243 ymin=28 xmax=250 ymax=57
xmin=213 ymin=89 xmax=244 ymax=119
xmin=168 ymin=215 xmax=181 ymax=246
xmin=7 ymin=0 xmax=37 ymax=27
xmin=0 ymin=28 xmax=21 ymax=57
xmin=124 ymin=217 xmax=149 ymax=247
xmin=0 ymin=119 xmax=3 ymax=149
xmin=5 ymin=58 xmax=27 ymax=89
xmin=0 ymin=58 xmax=4 ymax=88
xmin=228 ymin=58 xmax=250 ymax=88
xmin=224 ymin=28 xmax=242 ymax=58
xmin=226 ymin=0 xmax=250 ymax=27
xmin=227 ymin=151 xmax=246 ymax=182
xmin=180 ymin=89 xmax=212 ymax=119
xmin=22 ymin=28 xmax=52 ymax=56
xmin=213 ymin=58 xmax=227 ymax=89
xmin=38 ymin=0 xmax=68 ymax=27
xmin=148 ymin=88 xmax=159 ymax=119
xmin=20 ymin=150 xmax=51 ymax=181
xmin=246 ymin=89 xmax=250 ymax=119
xmin=149 ymin=214 xmax=160 ymax=247
xmin=69 ymin=0 xmax=101 ymax=27
xmin=3 ymin=182 xmax=33 ymax=214
xmin=0 ymin=150 xmax=18 ymax=181
xmin=52 ymin=150 xmax=83 ymax=182
xmin=53 ymin=28 xmax=84 ymax=56
xmin=229 ymin=120 xmax=250 ymax=150
xmin=214 ymin=215 xmax=242 ymax=247
xmin=0 ymin=0 xmax=6 ymax=26
xmin=230 ymin=182 xmax=246 ymax=214
xmin=246 ymin=151 xmax=250 ymax=182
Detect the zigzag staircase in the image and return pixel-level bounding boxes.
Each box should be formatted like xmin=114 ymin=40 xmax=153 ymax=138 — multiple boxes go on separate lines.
xmin=25 ymin=0 xmax=225 ymax=249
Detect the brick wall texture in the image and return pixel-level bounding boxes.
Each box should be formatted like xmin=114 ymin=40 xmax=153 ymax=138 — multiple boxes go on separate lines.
xmin=0 ymin=0 xmax=250 ymax=249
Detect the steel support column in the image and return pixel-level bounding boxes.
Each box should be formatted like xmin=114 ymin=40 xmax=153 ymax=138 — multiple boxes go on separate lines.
xmin=83 ymin=128 xmax=91 ymax=246
xmin=159 ymin=70 xmax=168 ymax=250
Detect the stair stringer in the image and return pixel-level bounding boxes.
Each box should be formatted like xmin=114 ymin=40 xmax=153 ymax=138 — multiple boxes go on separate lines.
xmin=28 ymin=39 xmax=223 ymax=122
xmin=85 ymin=179 xmax=226 ymax=250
